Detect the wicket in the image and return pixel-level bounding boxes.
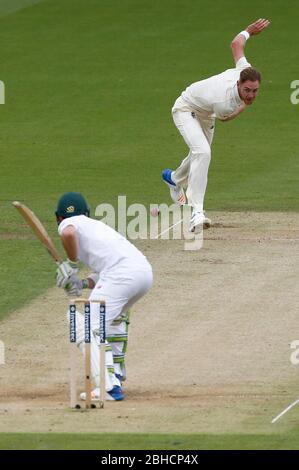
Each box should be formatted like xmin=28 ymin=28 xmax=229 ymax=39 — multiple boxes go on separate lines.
xmin=69 ymin=299 xmax=106 ymax=410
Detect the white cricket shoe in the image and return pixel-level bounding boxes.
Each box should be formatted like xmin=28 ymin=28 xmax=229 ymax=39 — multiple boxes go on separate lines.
xmin=189 ymin=211 xmax=211 ymax=233
xmin=162 ymin=169 xmax=186 ymax=205
xmin=80 ymin=385 xmax=124 ymax=401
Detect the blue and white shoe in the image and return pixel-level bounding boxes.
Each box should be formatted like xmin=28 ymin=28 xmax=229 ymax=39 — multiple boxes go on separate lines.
xmin=162 ymin=169 xmax=186 ymax=205
xmin=80 ymin=385 xmax=124 ymax=402
xmin=107 ymin=385 xmax=124 ymax=401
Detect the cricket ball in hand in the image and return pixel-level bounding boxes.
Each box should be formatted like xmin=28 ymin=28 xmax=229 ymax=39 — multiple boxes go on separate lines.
xmin=150 ymin=207 xmax=160 ymax=217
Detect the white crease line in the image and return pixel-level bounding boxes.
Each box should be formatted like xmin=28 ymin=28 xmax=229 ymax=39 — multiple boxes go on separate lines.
xmin=154 ymin=218 xmax=184 ymax=239
xmin=271 ymin=398 xmax=299 ymax=424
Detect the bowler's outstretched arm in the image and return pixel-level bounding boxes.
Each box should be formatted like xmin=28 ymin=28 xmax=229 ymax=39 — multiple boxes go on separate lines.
xmin=231 ymin=18 xmax=270 ymax=64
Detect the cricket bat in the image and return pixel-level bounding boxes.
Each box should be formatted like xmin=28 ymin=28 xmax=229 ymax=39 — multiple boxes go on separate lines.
xmin=12 ymin=201 xmax=62 ymax=264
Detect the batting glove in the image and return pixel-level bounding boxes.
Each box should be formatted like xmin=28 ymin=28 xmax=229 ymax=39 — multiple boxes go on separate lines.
xmin=56 ymin=259 xmax=79 ymax=289
xmin=64 ymin=275 xmax=85 ymax=297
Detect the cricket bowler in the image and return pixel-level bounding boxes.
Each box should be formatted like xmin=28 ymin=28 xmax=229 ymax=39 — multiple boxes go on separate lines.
xmin=162 ymin=18 xmax=270 ymax=233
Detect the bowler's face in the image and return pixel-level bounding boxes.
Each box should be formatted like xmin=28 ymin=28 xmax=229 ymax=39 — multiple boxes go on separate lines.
xmin=237 ymin=80 xmax=260 ymax=105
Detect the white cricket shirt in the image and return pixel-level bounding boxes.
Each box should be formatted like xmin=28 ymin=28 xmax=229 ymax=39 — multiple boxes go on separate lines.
xmin=181 ymin=57 xmax=251 ymax=119
xmin=58 ymin=215 xmax=148 ymax=273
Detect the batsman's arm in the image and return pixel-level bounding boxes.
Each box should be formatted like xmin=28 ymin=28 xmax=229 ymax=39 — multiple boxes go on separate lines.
xmin=60 ymin=225 xmax=79 ymax=262
xmin=59 ymin=226 xmax=97 ymax=290
xmin=85 ymin=272 xmax=99 ymax=289
xmin=85 ymin=277 xmax=96 ymax=289
xmin=231 ymin=18 xmax=270 ymax=64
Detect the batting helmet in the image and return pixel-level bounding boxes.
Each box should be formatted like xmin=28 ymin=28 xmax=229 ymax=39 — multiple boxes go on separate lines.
xmin=55 ymin=192 xmax=90 ymax=220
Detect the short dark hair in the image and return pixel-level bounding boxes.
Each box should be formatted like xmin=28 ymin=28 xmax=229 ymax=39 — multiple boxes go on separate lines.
xmin=239 ymin=67 xmax=261 ymax=84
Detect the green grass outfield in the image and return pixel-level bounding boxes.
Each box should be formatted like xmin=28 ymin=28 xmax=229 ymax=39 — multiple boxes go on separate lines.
xmin=0 ymin=0 xmax=298 ymax=450
xmin=1 ymin=0 xmax=298 ymax=317
xmin=0 ymin=431 xmax=299 ymax=450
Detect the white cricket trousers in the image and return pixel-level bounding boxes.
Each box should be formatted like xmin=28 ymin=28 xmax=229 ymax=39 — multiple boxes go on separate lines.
xmin=171 ymin=97 xmax=215 ymax=212
xmin=88 ymin=259 xmax=153 ymax=390
xmin=68 ymin=259 xmax=153 ymax=391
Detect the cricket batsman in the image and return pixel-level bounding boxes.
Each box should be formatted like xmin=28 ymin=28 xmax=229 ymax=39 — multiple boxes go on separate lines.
xmin=162 ymin=18 xmax=270 ymax=233
xmin=55 ymin=192 xmax=153 ymax=401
